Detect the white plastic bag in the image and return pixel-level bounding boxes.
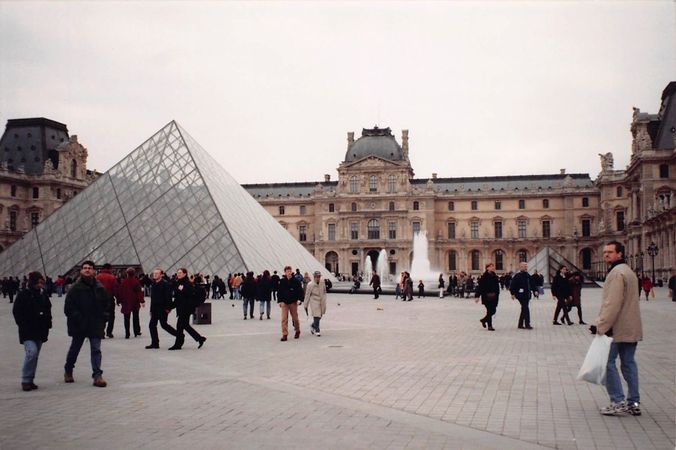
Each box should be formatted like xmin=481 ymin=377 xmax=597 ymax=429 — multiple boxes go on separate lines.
xmin=577 ymin=335 xmax=613 ymax=385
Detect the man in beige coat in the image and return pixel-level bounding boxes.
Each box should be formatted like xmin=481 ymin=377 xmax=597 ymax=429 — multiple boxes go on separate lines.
xmin=304 ymin=271 xmax=327 ymax=336
xmin=593 ymin=241 xmax=642 ymax=417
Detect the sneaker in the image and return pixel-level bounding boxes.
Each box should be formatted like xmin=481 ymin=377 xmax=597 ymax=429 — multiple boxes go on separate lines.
xmin=627 ymin=402 xmax=641 ymax=416
xmin=93 ymin=377 xmax=107 ymax=388
xmin=310 ymin=327 xmax=315 ymax=335
xmin=64 ymin=373 xmax=74 ymax=383
xmin=600 ymin=402 xmax=629 ymax=416
xmin=316 ymin=332 xmax=321 ymax=337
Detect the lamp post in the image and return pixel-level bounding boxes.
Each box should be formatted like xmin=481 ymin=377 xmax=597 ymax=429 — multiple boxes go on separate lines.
xmin=647 ymin=242 xmax=659 ymax=285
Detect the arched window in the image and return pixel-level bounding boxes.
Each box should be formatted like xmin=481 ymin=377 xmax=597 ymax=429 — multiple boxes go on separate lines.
xmin=367 ymin=219 xmax=380 ymax=239
xmin=448 ymin=251 xmax=457 ymax=271
xmin=494 ymin=250 xmax=504 ymax=271
xmin=387 ymin=175 xmax=396 ymax=193
xmin=470 ymin=250 xmax=481 ymax=271
xmin=70 ymin=159 xmax=77 ymax=178
xmin=581 ymin=248 xmax=592 ymax=270
xmin=369 ymin=175 xmax=378 ymax=192
xmin=349 ymin=176 xmax=358 ymax=193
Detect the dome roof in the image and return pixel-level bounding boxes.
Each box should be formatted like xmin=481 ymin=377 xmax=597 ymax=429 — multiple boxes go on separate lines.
xmin=344 ymin=127 xmax=404 ymax=162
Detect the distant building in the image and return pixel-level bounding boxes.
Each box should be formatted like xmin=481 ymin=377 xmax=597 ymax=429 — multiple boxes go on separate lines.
xmin=0 ymin=118 xmax=99 ymax=251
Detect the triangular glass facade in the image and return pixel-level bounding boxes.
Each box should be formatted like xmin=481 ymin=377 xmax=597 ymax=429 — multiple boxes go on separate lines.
xmin=0 ymin=121 xmax=331 ymax=279
xmin=528 ymin=246 xmax=599 ymax=287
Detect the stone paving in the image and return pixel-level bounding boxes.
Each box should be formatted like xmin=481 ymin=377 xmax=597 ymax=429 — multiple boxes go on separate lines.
xmin=0 ymin=286 xmax=674 ymax=450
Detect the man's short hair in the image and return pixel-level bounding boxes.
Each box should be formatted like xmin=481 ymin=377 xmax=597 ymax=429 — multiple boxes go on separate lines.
xmin=82 ymin=260 xmax=95 ymax=269
xmin=102 ymin=263 xmax=112 ymax=270
xmin=284 ymin=265 xmax=292 ymax=272
xmin=607 ymin=240 xmax=625 ymax=257
xmin=485 ymin=263 xmax=494 ymax=270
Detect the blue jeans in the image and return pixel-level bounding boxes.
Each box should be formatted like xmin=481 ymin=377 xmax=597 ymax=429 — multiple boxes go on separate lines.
xmin=64 ymin=336 xmax=102 ymax=379
xmin=22 ymin=340 xmax=42 ymax=383
xmin=312 ymin=317 xmax=321 ymax=332
xmin=259 ymin=300 xmax=271 ymax=317
xmin=606 ymin=342 xmax=639 ymax=403
xmin=242 ymin=297 xmax=254 ymax=318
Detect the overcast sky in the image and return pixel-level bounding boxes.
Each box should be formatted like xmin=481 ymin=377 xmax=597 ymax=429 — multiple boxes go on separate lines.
xmin=1 ymin=1 xmax=674 ymax=184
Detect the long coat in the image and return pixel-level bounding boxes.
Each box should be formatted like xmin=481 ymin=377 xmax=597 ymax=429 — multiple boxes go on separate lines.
xmin=64 ymin=276 xmax=109 ymax=338
xmin=117 ymin=275 xmax=145 ymax=315
xmin=173 ymin=277 xmax=195 ymax=317
xmin=596 ymin=261 xmax=642 ymax=343
xmin=304 ymin=280 xmax=327 ymax=317
xmin=13 ymin=288 xmax=52 ymax=344
xmin=477 ymin=271 xmax=500 ymax=305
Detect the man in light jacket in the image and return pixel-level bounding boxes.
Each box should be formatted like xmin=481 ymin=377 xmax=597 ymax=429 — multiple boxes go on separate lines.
xmin=592 ymin=241 xmax=642 ymax=417
xmin=304 ymin=271 xmax=327 ymax=336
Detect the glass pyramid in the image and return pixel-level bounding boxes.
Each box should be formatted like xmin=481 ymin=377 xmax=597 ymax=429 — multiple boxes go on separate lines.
xmin=0 ymin=121 xmax=332 ymax=279
xmin=528 ymin=246 xmax=599 ymax=287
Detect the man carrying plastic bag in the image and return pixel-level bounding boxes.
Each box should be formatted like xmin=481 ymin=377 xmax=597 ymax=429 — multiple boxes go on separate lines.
xmin=583 ymin=241 xmax=642 ymax=417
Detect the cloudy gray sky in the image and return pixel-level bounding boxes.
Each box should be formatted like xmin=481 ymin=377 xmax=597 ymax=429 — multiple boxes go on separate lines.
xmin=1 ymin=1 xmax=674 ymax=184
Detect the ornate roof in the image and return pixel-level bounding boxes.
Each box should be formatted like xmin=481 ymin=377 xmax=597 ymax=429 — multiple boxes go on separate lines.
xmin=344 ymin=126 xmax=404 ymax=162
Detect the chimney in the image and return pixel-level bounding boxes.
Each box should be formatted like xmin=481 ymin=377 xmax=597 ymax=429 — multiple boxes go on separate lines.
xmin=324 ymin=174 xmax=330 ymax=182
xmin=432 ymin=173 xmax=437 ymax=180
xmin=347 ymin=131 xmax=354 ymax=150
xmin=560 ymin=168 xmax=566 ymax=175
xmin=402 ymin=129 xmax=409 ymax=159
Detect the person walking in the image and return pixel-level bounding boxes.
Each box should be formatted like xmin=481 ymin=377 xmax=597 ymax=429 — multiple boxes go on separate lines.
xmin=12 ymin=272 xmax=52 ymax=391
xmin=417 ymin=280 xmax=425 ymax=298
xmin=476 ymin=263 xmax=500 ymax=331
xmin=240 ymin=272 xmax=256 ymax=320
xmin=551 ymin=266 xmax=574 ymax=325
xmin=568 ymin=271 xmax=586 ymax=324
xmin=369 ymin=271 xmax=381 ymax=299
xmin=257 ymin=270 xmax=273 ymax=320
xmin=438 ymin=274 xmax=445 ymax=298
xmin=591 ymin=241 xmax=642 ymax=416
xmin=277 ymin=265 xmax=303 ymax=341
xmin=530 ymin=270 xmax=543 ymax=299
xmin=63 ymin=261 xmax=109 ymax=387
xmin=271 ymin=270 xmax=280 ymax=301
xmin=95 ymin=263 xmax=119 ymax=339
xmin=640 ymin=275 xmax=652 ymax=301
xmin=510 ymin=262 xmax=533 ymax=329
xmin=669 ymin=269 xmax=676 ymax=302
xmin=304 ymin=271 xmax=327 ymax=336
xmin=117 ymin=268 xmax=145 ymax=338
xmin=168 ymin=268 xmax=206 ymax=350
xmin=146 ymin=268 xmax=177 ymax=349
xmin=404 ymin=272 xmax=414 ymax=301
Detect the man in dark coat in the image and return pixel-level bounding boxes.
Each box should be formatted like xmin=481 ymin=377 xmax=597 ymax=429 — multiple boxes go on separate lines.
xmin=13 ymin=272 xmax=52 ymax=391
xmin=476 ymin=263 xmax=500 ymax=331
xmin=63 ymin=260 xmax=109 ymax=387
xmin=510 ymin=262 xmax=533 ymax=330
xmin=277 ymin=265 xmax=304 ymax=341
xmin=168 ymin=268 xmax=206 ymax=350
xmin=146 ymin=268 xmax=177 ymax=349
xmin=551 ymin=266 xmax=573 ymax=325
xmin=370 ymin=271 xmax=381 ymax=299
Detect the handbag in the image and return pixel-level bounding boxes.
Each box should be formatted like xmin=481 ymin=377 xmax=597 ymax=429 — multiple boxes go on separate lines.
xmin=577 ymin=335 xmax=613 ymax=385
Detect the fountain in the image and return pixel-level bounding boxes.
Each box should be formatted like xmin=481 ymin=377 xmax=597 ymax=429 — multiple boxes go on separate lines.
xmin=364 ymin=256 xmax=373 ymax=284
xmin=410 ymin=231 xmax=440 ymax=282
xmin=377 ymin=249 xmax=388 ymax=283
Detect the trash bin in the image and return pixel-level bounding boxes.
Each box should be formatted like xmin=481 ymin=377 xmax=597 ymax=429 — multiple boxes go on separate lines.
xmin=193 ymin=302 xmax=212 ymax=325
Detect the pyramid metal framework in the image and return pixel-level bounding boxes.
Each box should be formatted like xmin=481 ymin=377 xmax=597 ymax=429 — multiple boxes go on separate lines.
xmin=528 ymin=246 xmax=599 ymax=287
xmin=0 ymin=121 xmax=332 ymax=279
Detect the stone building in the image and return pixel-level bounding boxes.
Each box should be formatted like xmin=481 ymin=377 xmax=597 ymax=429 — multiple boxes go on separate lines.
xmin=0 ymin=118 xmax=99 ymax=251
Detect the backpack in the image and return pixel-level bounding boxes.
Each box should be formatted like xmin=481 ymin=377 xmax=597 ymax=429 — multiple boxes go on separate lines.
xmin=193 ymin=284 xmax=207 ymax=307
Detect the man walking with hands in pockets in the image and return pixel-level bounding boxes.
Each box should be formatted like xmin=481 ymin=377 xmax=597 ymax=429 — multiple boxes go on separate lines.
xmin=277 ymin=265 xmax=303 ymax=341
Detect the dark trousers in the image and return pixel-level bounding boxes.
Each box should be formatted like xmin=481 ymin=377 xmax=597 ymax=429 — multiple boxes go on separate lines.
xmin=173 ymin=313 xmax=203 ymax=348
xmin=105 ymin=303 xmax=115 ymax=336
xmin=373 ymin=286 xmax=380 ymax=299
xmin=518 ymin=298 xmax=531 ymax=327
xmin=312 ymin=316 xmax=321 ymax=332
xmin=149 ymin=310 xmax=177 ymax=345
xmin=568 ymin=304 xmax=584 ymax=323
xmin=123 ymin=309 xmax=141 ymax=337
xmin=554 ymin=298 xmax=571 ymax=323
xmin=64 ymin=336 xmax=102 ymax=379
xmin=481 ymin=301 xmax=497 ymax=327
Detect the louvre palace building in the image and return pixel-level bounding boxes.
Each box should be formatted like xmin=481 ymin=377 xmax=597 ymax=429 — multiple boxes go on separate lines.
xmin=243 ymin=82 xmax=675 ymax=282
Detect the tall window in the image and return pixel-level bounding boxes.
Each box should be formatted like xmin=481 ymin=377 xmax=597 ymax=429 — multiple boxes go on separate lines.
xmin=659 ymin=163 xmax=669 ymax=178
xmin=581 ymin=248 xmax=592 ymax=270
xmin=495 ymin=250 xmax=504 ymax=271
xmin=349 ymin=176 xmax=358 ymax=193
xmin=494 ymin=221 xmax=502 ymax=239
xmin=388 ymin=175 xmax=396 ymax=193
xmin=494 ymin=201 xmax=501 ymax=210
xmin=10 ymin=185 xmax=16 ymax=197
xmin=518 ymin=249 xmax=528 ymax=263
xmin=582 ymin=197 xmax=589 ymax=207
xmin=328 ymin=203 xmax=335 ymax=213
xmin=278 ymin=206 xmax=285 ymax=215
xmin=518 ymin=220 xmax=527 ymax=238
xmin=299 ymin=205 xmax=306 ymax=215
xmin=616 ymin=211 xmax=625 ymax=231
xmin=9 ymin=210 xmax=17 ymax=231
xmin=471 ymin=200 xmax=478 ymax=211
xmin=518 ymin=199 xmax=525 ymax=209
xmin=389 ymin=201 xmax=395 ymax=211
xmin=412 ymin=222 xmax=421 ymax=236
xmin=328 ymin=223 xmax=336 ymax=241
xmin=70 ymin=159 xmax=77 ymax=178
xmin=32 ymin=187 xmax=39 ymax=199
xmin=56 ymin=188 xmax=61 ymax=199
xmin=448 ymin=201 xmax=455 ymax=211
xmin=350 ymin=223 xmax=358 ymax=240
xmin=543 ymin=199 xmax=549 ymax=209
xmin=369 ymin=175 xmax=377 ymax=192
xmin=616 ymin=186 xmax=623 ymax=197
xmin=413 ymin=201 xmax=419 ymax=211
xmin=367 ymin=219 xmax=380 ymax=239
xmin=299 ymin=225 xmax=307 ymax=242
xmin=581 ymin=218 xmax=591 ymax=237
xmin=351 ymin=202 xmax=357 ymax=212
xmin=447 ymin=222 xmax=456 ymax=239
xmin=471 ymin=221 xmax=479 ymax=239
xmin=388 ymin=222 xmax=397 ymax=239
xmin=542 ymin=220 xmax=551 ymax=238
xmin=470 ymin=250 xmax=480 ymax=271
xmin=448 ymin=251 xmax=457 ymax=271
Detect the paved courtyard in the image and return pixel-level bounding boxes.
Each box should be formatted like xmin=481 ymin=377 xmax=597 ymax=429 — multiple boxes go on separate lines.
xmin=0 ymin=286 xmax=674 ymax=450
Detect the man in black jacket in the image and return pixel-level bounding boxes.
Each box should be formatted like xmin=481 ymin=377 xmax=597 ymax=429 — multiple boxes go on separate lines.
xmin=168 ymin=268 xmax=206 ymax=350
xmin=146 ymin=268 xmax=177 ymax=349
xmin=510 ymin=262 xmax=533 ymax=330
xmin=277 ymin=265 xmax=303 ymax=341
xmin=63 ymin=261 xmax=109 ymax=387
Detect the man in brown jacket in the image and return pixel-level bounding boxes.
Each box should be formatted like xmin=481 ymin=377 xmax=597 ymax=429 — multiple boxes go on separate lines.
xmin=592 ymin=241 xmax=642 ymax=416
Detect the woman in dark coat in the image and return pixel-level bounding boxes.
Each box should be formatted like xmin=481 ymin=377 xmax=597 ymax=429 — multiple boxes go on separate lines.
xmin=257 ymin=270 xmax=273 ymax=320
xmin=240 ymin=272 xmax=256 ymax=320
xmin=476 ymin=263 xmax=500 ymax=331
xmin=568 ymin=272 xmax=586 ymax=324
xmin=12 ymin=272 xmax=52 ymax=391
xmin=117 ymin=267 xmax=145 ymax=338
xmin=551 ymin=266 xmax=573 ymax=325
